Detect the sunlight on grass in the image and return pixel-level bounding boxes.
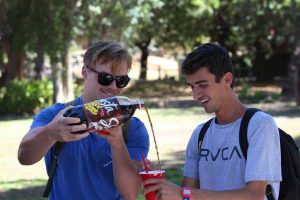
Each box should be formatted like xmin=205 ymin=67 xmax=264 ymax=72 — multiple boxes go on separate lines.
xmin=0 ymin=103 xmax=299 ymax=199
xmin=0 ymin=179 xmax=45 ymax=191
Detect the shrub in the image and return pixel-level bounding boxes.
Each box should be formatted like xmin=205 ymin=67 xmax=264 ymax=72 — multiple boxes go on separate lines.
xmin=0 ymin=79 xmax=53 ymax=115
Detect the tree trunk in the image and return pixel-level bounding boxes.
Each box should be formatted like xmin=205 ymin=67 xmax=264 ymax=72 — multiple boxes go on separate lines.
xmin=282 ymin=1 xmax=300 ymax=105
xmin=214 ymin=10 xmax=230 ymax=46
xmin=288 ymin=43 xmax=300 ymax=106
xmin=62 ymin=49 xmax=74 ymax=101
xmin=0 ymin=45 xmax=4 ymax=82
xmin=282 ymin=45 xmax=300 ymax=101
xmin=136 ymin=39 xmax=151 ymax=80
xmin=0 ymin=39 xmax=24 ymax=85
xmin=51 ymin=61 xmax=64 ymax=103
xmin=139 ymin=46 xmax=149 ymax=80
xmin=34 ymin=43 xmax=45 ymax=80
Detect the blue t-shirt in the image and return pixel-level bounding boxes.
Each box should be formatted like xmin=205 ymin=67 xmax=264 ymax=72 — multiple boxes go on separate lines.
xmin=30 ymin=96 xmax=150 ymax=200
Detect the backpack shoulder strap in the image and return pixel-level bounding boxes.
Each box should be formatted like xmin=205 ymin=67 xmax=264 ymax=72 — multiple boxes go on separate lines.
xmin=239 ymin=108 xmax=260 ymax=160
xmin=42 ymin=99 xmax=76 ymax=197
xmin=198 ymin=118 xmax=214 ymax=152
xmin=42 ymin=142 xmax=65 ymax=197
xmin=122 ymin=118 xmax=131 ymax=144
xmin=239 ymin=108 xmax=276 ymax=200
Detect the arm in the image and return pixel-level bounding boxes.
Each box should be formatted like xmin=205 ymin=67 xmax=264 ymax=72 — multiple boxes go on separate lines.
xmin=144 ymin=177 xmax=267 ymax=200
xmin=182 ymin=177 xmax=267 ymax=200
xmin=99 ymin=126 xmax=142 ymax=200
xmin=18 ymin=106 xmax=89 ymax=165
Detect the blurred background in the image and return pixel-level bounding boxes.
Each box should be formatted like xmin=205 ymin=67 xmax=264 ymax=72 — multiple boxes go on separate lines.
xmin=0 ymin=0 xmax=300 ymax=199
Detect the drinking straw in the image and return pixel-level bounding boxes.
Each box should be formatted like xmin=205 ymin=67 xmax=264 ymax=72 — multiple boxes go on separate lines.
xmin=142 ymin=153 xmax=149 ymax=173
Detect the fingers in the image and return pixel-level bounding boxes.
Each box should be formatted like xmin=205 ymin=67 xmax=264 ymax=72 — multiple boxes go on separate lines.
xmin=46 ymin=105 xmax=90 ymax=142
xmin=107 ymin=125 xmax=123 ymax=134
xmin=143 ymin=179 xmax=165 ymax=198
xmin=64 ymin=117 xmax=81 ymax=125
xmin=57 ymin=105 xmax=73 ymax=117
xmin=144 ymin=183 xmax=162 ymax=195
xmin=143 ymin=179 xmax=182 ymax=200
xmin=96 ymin=126 xmax=122 ymax=139
xmin=68 ymin=123 xmax=87 ymax=133
xmin=143 ymin=178 xmax=164 ymax=186
xmin=58 ymin=105 xmax=83 ymax=125
xmin=57 ymin=130 xmax=90 ymax=142
xmin=68 ymin=131 xmax=90 ymax=141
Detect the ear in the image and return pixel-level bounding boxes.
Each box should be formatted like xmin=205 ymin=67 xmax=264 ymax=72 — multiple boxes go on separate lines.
xmin=223 ymin=72 xmax=233 ymax=87
xmin=82 ymin=66 xmax=87 ymax=79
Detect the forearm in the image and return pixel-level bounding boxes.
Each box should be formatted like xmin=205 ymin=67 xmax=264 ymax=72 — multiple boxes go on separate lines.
xmin=111 ymin=142 xmax=141 ymax=200
xmin=181 ymin=176 xmax=266 ymax=200
xmin=188 ymin=188 xmax=264 ymax=200
xmin=18 ymin=126 xmax=55 ymax=165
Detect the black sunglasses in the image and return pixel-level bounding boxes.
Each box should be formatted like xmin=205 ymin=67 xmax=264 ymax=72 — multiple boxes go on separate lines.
xmin=87 ymin=67 xmax=130 ymax=88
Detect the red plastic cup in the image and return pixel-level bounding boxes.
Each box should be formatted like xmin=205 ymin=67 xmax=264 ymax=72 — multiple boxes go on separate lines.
xmin=139 ymin=170 xmax=166 ymax=200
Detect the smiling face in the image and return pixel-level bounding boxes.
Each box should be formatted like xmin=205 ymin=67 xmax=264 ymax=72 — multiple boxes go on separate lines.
xmin=80 ymin=41 xmax=132 ymax=104
xmin=186 ymin=67 xmax=232 ymax=114
xmin=81 ymin=60 xmax=129 ymax=103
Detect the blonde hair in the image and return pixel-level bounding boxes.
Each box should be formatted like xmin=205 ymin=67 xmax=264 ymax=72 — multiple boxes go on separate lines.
xmin=83 ymin=41 xmax=132 ymax=73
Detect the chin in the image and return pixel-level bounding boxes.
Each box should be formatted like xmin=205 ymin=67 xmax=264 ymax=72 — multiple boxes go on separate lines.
xmin=100 ymin=90 xmax=120 ymax=97
xmin=203 ymin=107 xmax=215 ymax=114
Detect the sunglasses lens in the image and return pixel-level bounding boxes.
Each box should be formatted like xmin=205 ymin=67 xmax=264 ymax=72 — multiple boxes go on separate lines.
xmin=115 ymin=76 xmax=130 ymax=88
xmin=98 ymin=73 xmax=114 ymax=86
xmin=97 ymin=72 xmax=130 ymax=88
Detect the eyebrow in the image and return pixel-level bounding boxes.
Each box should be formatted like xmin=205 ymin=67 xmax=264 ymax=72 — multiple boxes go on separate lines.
xmin=186 ymin=80 xmax=208 ymax=86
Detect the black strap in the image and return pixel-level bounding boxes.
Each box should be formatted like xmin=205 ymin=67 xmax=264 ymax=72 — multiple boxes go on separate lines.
xmin=122 ymin=119 xmax=131 ymax=144
xmin=42 ymin=100 xmax=76 ymax=197
xmin=239 ymin=108 xmax=260 ymax=159
xmin=42 ymin=142 xmax=65 ymax=197
xmin=198 ymin=118 xmax=214 ymax=152
xmin=239 ymin=108 xmax=275 ymax=200
xmin=266 ymin=184 xmax=275 ymax=200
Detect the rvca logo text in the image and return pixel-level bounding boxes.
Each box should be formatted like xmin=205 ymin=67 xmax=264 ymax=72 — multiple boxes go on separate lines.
xmin=200 ymin=146 xmax=242 ymax=161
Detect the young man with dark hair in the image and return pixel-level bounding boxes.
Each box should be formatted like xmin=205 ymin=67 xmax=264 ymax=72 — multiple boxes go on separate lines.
xmin=144 ymin=43 xmax=281 ymax=200
xmin=18 ymin=41 xmax=150 ymax=200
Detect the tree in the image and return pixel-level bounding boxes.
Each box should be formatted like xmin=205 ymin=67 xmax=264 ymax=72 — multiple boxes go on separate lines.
xmin=76 ymin=0 xmax=132 ymax=44
xmin=125 ymin=0 xmax=209 ymax=80
xmin=125 ymin=0 xmax=164 ymax=80
xmin=283 ymin=0 xmax=300 ymax=105
xmin=0 ymin=0 xmax=31 ymax=85
xmin=45 ymin=0 xmax=78 ymax=102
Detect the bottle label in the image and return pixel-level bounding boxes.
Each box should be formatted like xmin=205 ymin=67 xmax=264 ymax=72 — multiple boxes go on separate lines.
xmin=83 ymin=98 xmax=122 ymax=131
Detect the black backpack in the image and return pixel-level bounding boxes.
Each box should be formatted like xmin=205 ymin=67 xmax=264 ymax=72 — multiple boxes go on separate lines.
xmin=198 ymin=108 xmax=300 ymax=200
xmin=42 ymin=100 xmax=131 ymax=197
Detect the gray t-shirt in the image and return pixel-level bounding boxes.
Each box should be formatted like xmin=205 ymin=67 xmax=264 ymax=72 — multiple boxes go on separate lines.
xmin=184 ymin=111 xmax=282 ymax=199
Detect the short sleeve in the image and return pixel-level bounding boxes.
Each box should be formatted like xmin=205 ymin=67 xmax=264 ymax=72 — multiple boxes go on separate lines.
xmin=126 ymin=117 xmax=150 ymax=161
xmin=245 ymin=112 xmax=282 ymax=183
xmin=183 ymin=124 xmax=203 ymax=179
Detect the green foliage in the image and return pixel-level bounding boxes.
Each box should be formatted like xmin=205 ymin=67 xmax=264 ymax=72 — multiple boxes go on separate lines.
xmin=237 ymin=80 xmax=280 ymax=103
xmin=74 ymin=81 xmax=83 ymax=97
xmin=239 ymin=80 xmax=250 ymax=99
xmin=0 ymin=79 xmax=53 ymax=115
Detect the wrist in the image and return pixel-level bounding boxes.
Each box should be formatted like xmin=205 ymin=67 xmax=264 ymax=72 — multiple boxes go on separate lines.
xmin=182 ymin=187 xmax=192 ymax=200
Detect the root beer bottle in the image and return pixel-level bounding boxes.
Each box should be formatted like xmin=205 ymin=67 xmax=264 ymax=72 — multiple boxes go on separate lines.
xmin=63 ymin=96 xmax=144 ymax=134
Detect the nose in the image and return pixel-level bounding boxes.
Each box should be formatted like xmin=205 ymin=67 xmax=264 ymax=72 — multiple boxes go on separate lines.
xmin=192 ymin=88 xmax=202 ymax=100
xmin=107 ymin=80 xmax=119 ymax=90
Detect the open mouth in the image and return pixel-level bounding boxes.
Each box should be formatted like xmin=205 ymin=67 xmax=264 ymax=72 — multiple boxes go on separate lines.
xmin=200 ymin=98 xmax=209 ymax=106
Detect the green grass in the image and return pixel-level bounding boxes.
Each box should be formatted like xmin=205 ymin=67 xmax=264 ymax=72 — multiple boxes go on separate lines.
xmin=1 ymin=103 xmax=299 ymax=199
